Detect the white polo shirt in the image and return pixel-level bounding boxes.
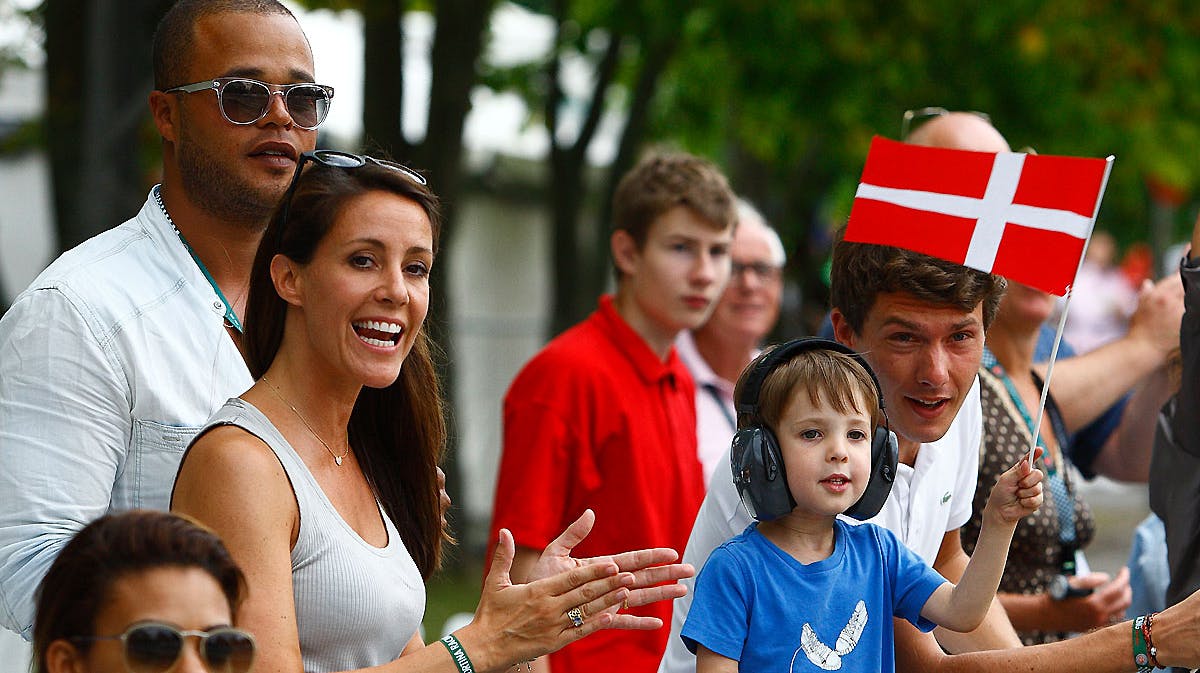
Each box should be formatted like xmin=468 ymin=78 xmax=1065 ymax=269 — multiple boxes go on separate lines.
xmin=658 ymin=377 xmax=982 ymax=673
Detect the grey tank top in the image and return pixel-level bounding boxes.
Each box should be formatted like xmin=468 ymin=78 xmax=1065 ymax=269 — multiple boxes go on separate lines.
xmin=202 ymin=398 xmax=425 ymax=673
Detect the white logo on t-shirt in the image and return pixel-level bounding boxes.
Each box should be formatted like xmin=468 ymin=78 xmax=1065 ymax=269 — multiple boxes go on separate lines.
xmin=793 ymin=600 xmax=868 ymax=671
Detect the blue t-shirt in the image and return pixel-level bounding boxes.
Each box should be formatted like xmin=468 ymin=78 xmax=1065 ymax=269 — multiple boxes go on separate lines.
xmin=681 ymin=520 xmax=945 ymax=673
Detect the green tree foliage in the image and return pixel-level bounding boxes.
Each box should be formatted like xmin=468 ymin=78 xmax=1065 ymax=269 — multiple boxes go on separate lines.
xmin=650 ymin=0 xmax=1200 ymax=303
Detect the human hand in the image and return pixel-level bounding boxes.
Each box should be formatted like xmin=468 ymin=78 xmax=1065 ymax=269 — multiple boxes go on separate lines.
xmin=436 ymin=466 xmax=452 ymax=529
xmin=1150 ymin=581 xmax=1200 ymax=668
xmin=1126 ymin=274 xmax=1184 ymax=359
xmin=530 ymin=509 xmax=695 ymax=630
xmin=1044 ymin=568 xmax=1131 ymax=631
xmin=984 ymin=447 xmax=1044 ymax=525
xmin=457 ymin=528 xmax=636 ymax=669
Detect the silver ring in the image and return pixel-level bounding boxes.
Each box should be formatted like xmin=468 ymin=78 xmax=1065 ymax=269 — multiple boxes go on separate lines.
xmin=567 ymin=607 xmax=584 ymax=628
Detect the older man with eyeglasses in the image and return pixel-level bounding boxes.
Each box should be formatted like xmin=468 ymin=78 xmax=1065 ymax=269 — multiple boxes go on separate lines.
xmin=674 ymin=199 xmax=787 ymax=485
xmin=0 ymin=0 xmax=328 ymax=645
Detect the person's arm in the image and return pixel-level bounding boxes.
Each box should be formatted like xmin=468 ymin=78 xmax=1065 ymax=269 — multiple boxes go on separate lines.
xmin=173 ymin=428 xmax=645 ymax=673
xmin=929 ymin=531 xmax=1021 ymax=653
xmin=997 ymin=567 xmax=1131 ymax=632
xmin=1045 ymin=274 xmax=1183 ymax=432
xmin=0 ymin=289 xmax=131 ymax=638
xmin=896 ymin=585 xmax=1200 ymax=672
xmin=695 ymin=646 xmax=738 ymax=673
xmin=922 ymin=454 xmax=1043 ymax=633
xmin=1088 ymin=363 xmax=1174 ymax=482
xmin=1169 ymin=229 xmax=1200 ymax=457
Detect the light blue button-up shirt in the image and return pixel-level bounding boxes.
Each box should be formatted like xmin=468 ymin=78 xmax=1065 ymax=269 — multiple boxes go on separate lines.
xmin=0 ymin=190 xmax=253 ymax=638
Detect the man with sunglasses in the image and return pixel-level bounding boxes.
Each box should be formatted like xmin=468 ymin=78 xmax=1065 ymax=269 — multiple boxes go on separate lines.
xmin=0 ymin=0 xmax=330 ymax=643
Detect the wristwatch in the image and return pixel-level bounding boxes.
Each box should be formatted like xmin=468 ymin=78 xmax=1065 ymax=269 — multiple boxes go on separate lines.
xmin=1048 ymin=574 xmax=1094 ymax=601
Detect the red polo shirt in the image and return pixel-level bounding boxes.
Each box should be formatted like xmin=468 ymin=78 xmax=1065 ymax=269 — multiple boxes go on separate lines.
xmin=489 ymin=294 xmax=705 ymax=673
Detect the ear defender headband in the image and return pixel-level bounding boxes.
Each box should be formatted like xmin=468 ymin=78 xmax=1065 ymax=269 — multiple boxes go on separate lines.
xmin=730 ymin=337 xmax=898 ymax=522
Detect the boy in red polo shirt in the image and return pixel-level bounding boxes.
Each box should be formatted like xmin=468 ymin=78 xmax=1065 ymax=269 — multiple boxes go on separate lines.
xmin=489 ymin=152 xmax=737 ymax=673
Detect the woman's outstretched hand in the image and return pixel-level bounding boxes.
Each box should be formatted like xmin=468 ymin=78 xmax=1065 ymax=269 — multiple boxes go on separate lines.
xmin=454 ymin=528 xmax=636 ymax=671
xmin=530 ymin=509 xmax=695 ymax=630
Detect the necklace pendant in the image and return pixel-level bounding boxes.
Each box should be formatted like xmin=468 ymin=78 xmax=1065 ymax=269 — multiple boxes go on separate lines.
xmin=335 ymin=455 xmax=343 ymax=467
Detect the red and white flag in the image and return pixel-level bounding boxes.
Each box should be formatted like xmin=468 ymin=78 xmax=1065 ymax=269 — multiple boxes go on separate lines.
xmin=845 ymin=136 xmax=1113 ymax=296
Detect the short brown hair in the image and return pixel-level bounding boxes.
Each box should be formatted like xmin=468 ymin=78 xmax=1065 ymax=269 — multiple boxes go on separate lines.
xmin=612 ymin=152 xmax=736 ymax=249
xmin=830 ymin=228 xmax=1007 ymax=335
xmin=736 ymin=346 xmax=884 ymax=435
xmin=152 ymin=0 xmax=299 ymax=90
xmin=34 ymin=510 xmax=246 ymax=672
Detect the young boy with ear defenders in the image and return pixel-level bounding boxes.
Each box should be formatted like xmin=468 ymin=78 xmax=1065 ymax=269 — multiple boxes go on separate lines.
xmin=681 ymin=339 xmax=1045 ymax=673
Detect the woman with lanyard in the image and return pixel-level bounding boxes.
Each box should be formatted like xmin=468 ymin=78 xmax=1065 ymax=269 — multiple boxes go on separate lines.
xmin=960 ymin=280 xmax=1132 ymax=644
xmin=172 ymin=150 xmax=693 ymax=673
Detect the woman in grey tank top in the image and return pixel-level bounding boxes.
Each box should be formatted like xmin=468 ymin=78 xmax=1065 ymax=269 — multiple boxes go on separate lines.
xmin=172 ymin=153 xmax=694 ymax=673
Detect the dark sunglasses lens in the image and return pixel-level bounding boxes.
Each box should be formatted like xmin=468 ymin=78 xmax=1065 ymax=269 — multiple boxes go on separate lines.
xmin=203 ymin=630 xmax=256 ymax=673
xmin=220 ymin=79 xmax=271 ymax=123
xmin=124 ymin=625 xmax=183 ymax=673
xmin=285 ymin=85 xmax=330 ymax=128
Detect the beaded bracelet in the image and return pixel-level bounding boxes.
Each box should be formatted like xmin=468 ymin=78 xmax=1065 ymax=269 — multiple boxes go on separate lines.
xmin=1143 ymin=612 xmax=1163 ymax=669
xmin=1132 ymin=615 xmax=1160 ymax=672
xmin=439 ymin=634 xmax=477 ymax=673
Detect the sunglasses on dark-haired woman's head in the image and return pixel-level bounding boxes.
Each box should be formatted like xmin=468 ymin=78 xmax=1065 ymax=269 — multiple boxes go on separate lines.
xmin=276 ymin=150 xmax=428 ymax=233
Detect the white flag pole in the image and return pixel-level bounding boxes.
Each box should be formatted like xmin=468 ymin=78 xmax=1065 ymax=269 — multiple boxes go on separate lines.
xmin=1026 ymin=155 xmax=1115 ymax=467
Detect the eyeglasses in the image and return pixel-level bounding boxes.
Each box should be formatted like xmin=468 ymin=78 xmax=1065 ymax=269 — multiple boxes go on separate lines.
xmin=900 ymin=107 xmax=991 ymax=140
xmin=278 ymin=149 xmax=428 ymax=231
xmin=732 ymin=261 xmax=782 ymax=283
xmin=164 ymin=77 xmax=334 ymax=130
xmin=71 ymin=622 xmax=255 ymax=673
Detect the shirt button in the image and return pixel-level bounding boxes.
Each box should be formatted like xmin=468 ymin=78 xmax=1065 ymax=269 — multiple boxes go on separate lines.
xmin=213 ymin=301 xmax=224 ymax=311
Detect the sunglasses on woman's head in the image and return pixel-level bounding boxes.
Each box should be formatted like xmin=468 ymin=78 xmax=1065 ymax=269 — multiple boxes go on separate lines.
xmin=164 ymin=77 xmax=334 ymax=130
xmin=277 ymin=149 xmax=428 ymax=232
xmin=71 ymin=622 xmax=255 ymax=673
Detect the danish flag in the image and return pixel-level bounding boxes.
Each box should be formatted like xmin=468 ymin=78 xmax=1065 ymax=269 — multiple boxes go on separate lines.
xmin=845 ymin=136 xmax=1114 ymax=296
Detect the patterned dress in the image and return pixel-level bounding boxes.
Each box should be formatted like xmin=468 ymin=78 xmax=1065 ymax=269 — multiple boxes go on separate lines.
xmin=961 ymin=356 xmax=1095 ymax=645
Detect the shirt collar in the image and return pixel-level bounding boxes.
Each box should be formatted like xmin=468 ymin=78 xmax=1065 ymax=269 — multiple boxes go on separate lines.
xmin=595 ymin=294 xmax=688 ymax=386
xmin=675 ymin=330 xmax=722 ymax=389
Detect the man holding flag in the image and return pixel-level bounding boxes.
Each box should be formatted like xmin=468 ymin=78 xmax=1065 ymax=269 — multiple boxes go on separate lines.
xmin=661 ymin=112 xmax=1200 ymax=672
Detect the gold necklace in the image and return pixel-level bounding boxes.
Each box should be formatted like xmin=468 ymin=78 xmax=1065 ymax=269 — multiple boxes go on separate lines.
xmin=261 ymin=375 xmax=348 ymax=467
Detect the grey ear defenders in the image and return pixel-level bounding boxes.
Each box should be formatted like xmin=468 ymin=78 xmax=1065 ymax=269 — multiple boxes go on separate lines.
xmin=730 ymin=338 xmax=898 ymax=521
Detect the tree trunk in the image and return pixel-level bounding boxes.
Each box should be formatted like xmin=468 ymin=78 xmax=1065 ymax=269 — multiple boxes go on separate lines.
xmin=418 ymin=0 xmax=497 ymax=562
xmin=44 ymin=0 xmax=167 ymax=251
xmin=546 ymin=0 xmax=625 ymax=337
xmin=592 ymin=31 xmax=680 ymax=298
xmin=361 ymin=0 xmax=409 ymax=158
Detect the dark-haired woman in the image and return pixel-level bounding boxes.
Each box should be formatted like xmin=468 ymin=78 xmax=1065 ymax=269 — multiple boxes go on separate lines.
xmin=172 ymin=152 xmax=690 ymax=673
xmin=35 ymin=509 xmax=256 ymax=673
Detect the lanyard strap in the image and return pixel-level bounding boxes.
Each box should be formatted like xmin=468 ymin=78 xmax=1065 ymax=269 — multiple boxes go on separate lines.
xmin=982 ymin=349 xmax=1078 ymax=553
xmin=703 ymin=383 xmax=736 ymax=433
xmin=152 ymin=186 xmax=244 ymax=333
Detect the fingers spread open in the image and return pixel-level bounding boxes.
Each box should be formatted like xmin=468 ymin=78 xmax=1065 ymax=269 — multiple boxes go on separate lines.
xmin=531 ymin=561 xmax=623 ymax=601
xmin=623 ymin=582 xmax=689 ymax=609
xmin=543 ymin=509 xmax=596 ymax=560
xmin=486 ymin=529 xmax=516 ymax=591
xmin=605 ymin=547 xmax=679 ymax=573
xmin=628 ymin=562 xmax=695 ymax=588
